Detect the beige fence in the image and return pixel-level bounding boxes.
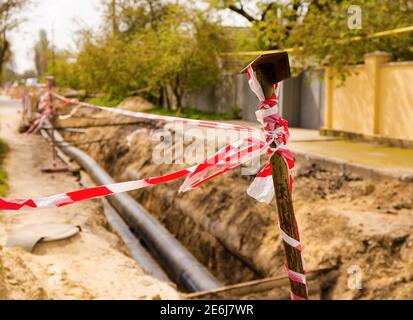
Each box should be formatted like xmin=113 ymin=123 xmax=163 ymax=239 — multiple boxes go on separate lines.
xmin=324 ymin=51 xmax=413 ymax=142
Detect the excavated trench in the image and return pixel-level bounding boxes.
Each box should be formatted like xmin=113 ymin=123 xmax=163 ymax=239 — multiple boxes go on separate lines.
xmin=57 ymin=103 xmax=413 ymax=299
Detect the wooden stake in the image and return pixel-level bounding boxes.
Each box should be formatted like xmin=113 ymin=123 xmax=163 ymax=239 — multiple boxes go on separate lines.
xmin=41 ymin=77 xmax=68 ymax=173
xmin=256 ymin=66 xmax=308 ymax=300
xmin=47 ymin=77 xmax=57 ymax=168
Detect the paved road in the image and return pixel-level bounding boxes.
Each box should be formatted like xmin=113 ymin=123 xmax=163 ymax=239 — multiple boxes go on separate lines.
xmin=0 ymin=95 xmax=20 ymax=109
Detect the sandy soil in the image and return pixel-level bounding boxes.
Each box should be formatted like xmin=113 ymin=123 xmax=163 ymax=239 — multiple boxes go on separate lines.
xmin=0 ymin=98 xmax=180 ymax=300
xmin=57 ymin=100 xmax=413 ymax=300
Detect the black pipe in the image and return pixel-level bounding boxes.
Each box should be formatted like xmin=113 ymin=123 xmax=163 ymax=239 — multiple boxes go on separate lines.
xmin=101 ymin=198 xmax=171 ymax=283
xmin=51 ymin=129 xmax=222 ymax=292
xmin=40 ymin=129 xmax=170 ymax=283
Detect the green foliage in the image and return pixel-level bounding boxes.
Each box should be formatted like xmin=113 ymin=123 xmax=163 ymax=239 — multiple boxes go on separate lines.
xmin=69 ymin=1 xmax=229 ymax=111
xmin=0 ymin=138 xmax=9 ymax=197
xmin=210 ymin=0 xmax=413 ymax=77
xmin=33 ymin=29 xmax=81 ymax=88
xmin=0 ymin=0 xmax=30 ymax=82
xmin=230 ymin=105 xmax=242 ymax=119
xmin=34 ymin=29 xmax=52 ymax=77
xmin=47 ymin=51 xmax=80 ymax=89
xmin=145 ymin=106 xmax=241 ymax=121
xmin=85 ymin=96 xmax=122 ymax=108
xmin=75 ymin=33 xmax=140 ymax=98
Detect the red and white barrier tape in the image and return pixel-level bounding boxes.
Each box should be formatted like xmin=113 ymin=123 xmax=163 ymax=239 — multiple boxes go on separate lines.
xmin=58 ymin=98 xmax=81 ymax=120
xmin=12 ymin=73 xmax=306 ymax=300
xmin=27 ymin=90 xmax=56 ymax=134
xmin=245 ymin=65 xmax=307 ymax=300
xmin=53 ymin=93 xmax=259 ymax=133
xmin=26 ymin=91 xmax=81 ymax=133
xmin=0 ymin=136 xmax=267 ymax=210
xmin=7 ymin=88 xmax=273 ymax=209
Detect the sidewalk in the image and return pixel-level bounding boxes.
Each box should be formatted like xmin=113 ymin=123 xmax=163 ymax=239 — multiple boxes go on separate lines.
xmin=288 ymin=129 xmax=413 ymax=179
xmin=229 ymin=120 xmax=413 ymax=180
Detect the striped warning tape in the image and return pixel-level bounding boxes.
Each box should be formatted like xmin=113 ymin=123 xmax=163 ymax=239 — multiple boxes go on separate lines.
xmin=53 ymin=93 xmax=259 ymax=133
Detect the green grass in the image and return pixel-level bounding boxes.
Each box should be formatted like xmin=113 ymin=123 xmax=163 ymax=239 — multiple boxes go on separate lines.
xmin=0 ymin=139 xmax=8 ymax=197
xmin=144 ymin=106 xmax=242 ymax=121
xmin=85 ymin=94 xmax=242 ymax=120
xmin=85 ymin=96 xmax=123 ymax=108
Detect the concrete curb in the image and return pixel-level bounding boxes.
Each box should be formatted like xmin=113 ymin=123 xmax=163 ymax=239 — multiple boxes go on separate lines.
xmin=293 ymin=150 xmax=413 ymax=183
xmin=320 ymin=128 xmax=413 ymax=150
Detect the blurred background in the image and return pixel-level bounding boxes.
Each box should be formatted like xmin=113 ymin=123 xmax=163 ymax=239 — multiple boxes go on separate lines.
xmin=1 ymin=0 xmax=413 ymax=300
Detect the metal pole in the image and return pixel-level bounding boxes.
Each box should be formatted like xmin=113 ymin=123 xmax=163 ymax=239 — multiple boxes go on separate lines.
xmin=256 ymin=66 xmax=308 ymax=300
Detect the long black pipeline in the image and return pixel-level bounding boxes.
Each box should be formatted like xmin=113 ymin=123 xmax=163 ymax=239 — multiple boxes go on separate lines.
xmin=40 ymin=128 xmax=170 ymax=283
xmin=50 ymin=129 xmax=222 ymax=292
xmin=101 ymin=198 xmax=172 ymax=283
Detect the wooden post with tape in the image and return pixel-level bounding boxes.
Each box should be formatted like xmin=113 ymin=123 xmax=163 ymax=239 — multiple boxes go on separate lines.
xmin=47 ymin=76 xmax=57 ymax=168
xmin=42 ymin=76 xmax=68 ymax=173
xmin=242 ymin=53 xmax=308 ymax=300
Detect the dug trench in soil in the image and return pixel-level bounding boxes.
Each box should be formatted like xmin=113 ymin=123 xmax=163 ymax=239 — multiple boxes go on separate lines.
xmin=57 ymin=102 xmax=413 ymax=299
xmin=0 ymin=99 xmax=180 ymax=300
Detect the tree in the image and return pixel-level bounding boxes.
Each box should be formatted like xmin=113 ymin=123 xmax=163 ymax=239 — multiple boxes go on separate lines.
xmin=74 ymin=30 xmax=147 ymax=97
xmin=105 ymin=0 xmax=165 ymax=34
xmin=143 ymin=4 xmax=228 ymax=112
xmin=73 ymin=1 xmax=229 ymax=111
xmin=46 ymin=50 xmax=79 ymax=89
xmin=209 ymin=0 xmax=413 ymax=77
xmin=0 ymin=0 xmax=29 ymax=81
xmin=34 ymin=29 xmax=52 ymax=77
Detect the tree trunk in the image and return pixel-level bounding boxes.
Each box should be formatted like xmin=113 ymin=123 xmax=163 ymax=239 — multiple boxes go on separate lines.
xmin=111 ymin=0 xmax=118 ymax=35
xmin=164 ymin=85 xmax=172 ymax=112
xmin=159 ymin=86 xmax=164 ymax=108
xmin=0 ymin=35 xmax=10 ymax=79
xmin=172 ymin=76 xmax=184 ymax=115
xmin=175 ymin=91 xmax=182 ymax=115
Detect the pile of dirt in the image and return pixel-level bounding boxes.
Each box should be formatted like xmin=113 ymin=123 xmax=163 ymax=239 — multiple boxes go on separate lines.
xmin=0 ymin=243 xmax=180 ymax=300
xmin=59 ymin=105 xmax=413 ymax=299
xmin=118 ymin=96 xmax=155 ymax=112
xmin=0 ymin=101 xmax=180 ymax=300
xmin=0 ymin=247 xmax=48 ymax=299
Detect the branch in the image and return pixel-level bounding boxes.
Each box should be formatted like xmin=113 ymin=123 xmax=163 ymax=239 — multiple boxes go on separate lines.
xmin=261 ymin=2 xmax=277 ymax=21
xmin=0 ymin=36 xmax=10 ymax=63
xmin=228 ymin=4 xmax=257 ymax=22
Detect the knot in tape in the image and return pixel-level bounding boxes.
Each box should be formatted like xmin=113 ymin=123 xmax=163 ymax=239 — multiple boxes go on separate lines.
xmin=38 ymin=91 xmax=56 ymax=115
xmin=256 ymin=95 xmax=290 ymax=153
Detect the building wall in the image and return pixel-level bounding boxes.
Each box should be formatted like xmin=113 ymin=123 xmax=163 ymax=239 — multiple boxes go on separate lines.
xmin=236 ymin=74 xmax=260 ymax=122
xmin=331 ymin=65 xmax=375 ymax=134
xmin=280 ymin=77 xmax=300 ymax=127
xmin=187 ymin=71 xmax=325 ymax=129
xmin=185 ymin=73 xmax=259 ymax=120
xmin=299 ymin=72 xmax=325 ymax=129
xmin=380 ymin=63 xmax=413 ymax=140
xmin=325 ymin=52 xmax=413 ymax=141
xmin=264 ymin=72 xmax=325 ymax=129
